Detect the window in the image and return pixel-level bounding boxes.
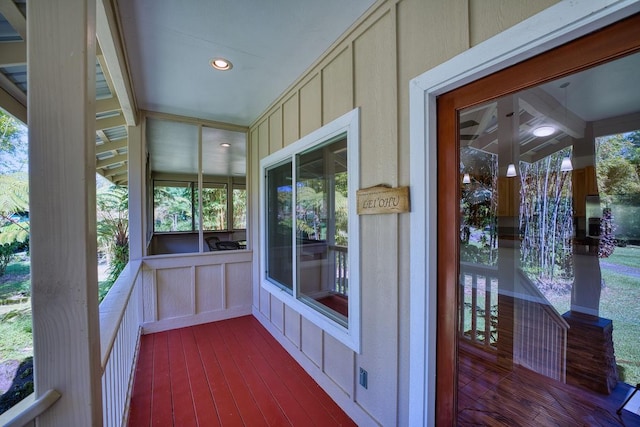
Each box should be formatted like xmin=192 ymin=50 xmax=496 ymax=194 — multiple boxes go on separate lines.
xmin=232 ymin=186 xmax=247 ymax=229
xmin=260 ymin=108 xmax=360 ymax=351
xmin=145 ymin=117 xmax=247 ymax=255
xmin=154 ymin=180 xmax=195 ymax=232
xmin=199 ymin=183 xmax=227 ymax=230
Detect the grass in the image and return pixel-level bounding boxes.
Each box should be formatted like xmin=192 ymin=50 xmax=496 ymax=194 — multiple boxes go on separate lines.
xmin=0 ymin=304 xmax=32 ymax=361
xmin=0 ymin=255 xmax=32 ymax=363
xmin=543 ymin=246 xmax=640 ymax=386
xmin=600 ymin=269 xmax=640 ymax=384
xmin=605 ymin=245 xmax=640 ymax=268
xmin=0 ymin=256 xmax=30 ymax=300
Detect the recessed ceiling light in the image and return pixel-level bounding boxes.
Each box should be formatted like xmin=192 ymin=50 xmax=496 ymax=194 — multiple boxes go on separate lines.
xmin=220 ymin=142 xmax=231 ymax=147
xmin=533 ymin=126 xmax=556 ymax=137
xmin=211 ymin=57 xmax=232 ymax=71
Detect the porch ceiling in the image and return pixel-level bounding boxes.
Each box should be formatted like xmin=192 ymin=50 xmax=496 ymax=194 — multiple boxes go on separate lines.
xmin=0 ymin=0 xmax=377 ymax=185
xmin=2 ymin=1 xmax=639 ymax=186
xmin=460 ymin=51 xmax=640 ymax=164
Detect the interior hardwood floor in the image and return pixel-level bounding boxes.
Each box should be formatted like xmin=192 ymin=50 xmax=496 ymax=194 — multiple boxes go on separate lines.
xmin=127 ymin=316 xmax=356 ymax=426
xmin=457 ymin=343 xmax=640 ymax=426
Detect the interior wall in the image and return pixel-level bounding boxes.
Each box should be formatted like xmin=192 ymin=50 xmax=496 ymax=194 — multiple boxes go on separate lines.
xmin=248 ymin=0 xmax=560 ymax=424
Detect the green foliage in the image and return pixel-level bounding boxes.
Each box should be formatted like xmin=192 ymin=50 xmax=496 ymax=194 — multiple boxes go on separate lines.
xmin=153 ymin=184 xmax=193 ymax=231
xmin=0 ymin=113 xmax=23 ymax=154
xmin=519 ymin=148 xmax=574 ymax=282
xmin=232 ymin=188 xmax=247 ymax=229
xmin=0 ymin=242 xmax=23 ymax=277
xmin=596 ymin=134 xmax=640 ymax=204
xmin=97 ymin=185 xmax=129 ymax=297
xmin=200 ymin=187 xmax=227 ymax=230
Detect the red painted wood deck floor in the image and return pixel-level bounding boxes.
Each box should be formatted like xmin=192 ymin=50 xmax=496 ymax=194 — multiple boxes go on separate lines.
xmin=127 ymin=316 xmax=356 ymax=426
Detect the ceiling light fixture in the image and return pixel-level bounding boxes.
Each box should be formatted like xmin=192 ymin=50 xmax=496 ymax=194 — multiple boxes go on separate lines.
xmin=506 ymin=163 xmax=517 ymax=177
xmin=560 ymin=156 xmax=573 ymax=172
xmin=533 ymin=125 xmax=556 ymax=137
xmin=462 ymin=173 xmax=471 ymax=184
xmin=220 ymin=142 xmax=231 ymax=147
xmin=211 ymin=57 xmax=233 ymax=71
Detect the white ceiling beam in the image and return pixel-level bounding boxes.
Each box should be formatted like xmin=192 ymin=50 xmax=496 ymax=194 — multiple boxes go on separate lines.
xmin=97 ymin=129 xmax=109 ymax=144
xmin=0 ymin=0 xmax=26 ymax=41
xmin=96 ymin=113 xmax=126 ymax=130
xmin=0 ymin=71 xmax=25 ymax=107
xmin=96 ymin=138 xmax=128 ymax=155
xmin=518 ymin=88 xmax=585 ymax=139
xmin=524 ymin=136 xmax=574 ymax=163
xmin=0 ymin=41 xmax=26 ymax=66
xmin=102 ymin=164 xmax=127 ymax=177
xmin=96 ymin=0 xmax=138 ymax=126
xmin=97 ymin=153 xmax=127 ymax=169
xmin=96 ymin=97 xmax=121 ymax=115
xmin=0 ymin=86 xmax=26 ymax=123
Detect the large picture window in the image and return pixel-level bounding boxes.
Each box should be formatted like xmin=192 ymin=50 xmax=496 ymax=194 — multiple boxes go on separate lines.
xmin=261 ymin=108 xmax=360 ymax=351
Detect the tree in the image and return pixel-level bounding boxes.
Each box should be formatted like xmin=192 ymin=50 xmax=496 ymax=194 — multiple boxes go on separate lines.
xmin=519 ymin=148 xmax=574 ymax=285
xmin=97 ymin=185 xmax=129 ymax=291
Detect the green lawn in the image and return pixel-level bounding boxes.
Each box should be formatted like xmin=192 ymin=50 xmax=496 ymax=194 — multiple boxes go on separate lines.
xmin=545 ymin=246 xmax=640 ymax=385
xmin=0 ymin=256 xmax=30 ymax=300
xmin=0 ymin=256 xmax=32 ymax=363
xmin=0 ymin=304 xmax=32 ymax=361
xmin=606 ymin=244 xmax=640 ymax=268
xmin=600 ymin=269 xmax=640 ymax=384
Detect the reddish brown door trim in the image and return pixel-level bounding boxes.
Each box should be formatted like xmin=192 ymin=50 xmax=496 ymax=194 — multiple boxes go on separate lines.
xmin=435 ymin=12 xmax=640 ymax=425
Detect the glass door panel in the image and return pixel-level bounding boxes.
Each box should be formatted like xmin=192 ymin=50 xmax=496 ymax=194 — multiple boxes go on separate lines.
xmin=456 ymin=53 xmax=640 ymax=424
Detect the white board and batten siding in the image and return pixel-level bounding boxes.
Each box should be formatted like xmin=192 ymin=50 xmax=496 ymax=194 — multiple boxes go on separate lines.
xmin=246 ymin=0 xmax=582 ymax=425
xmin=141 ymin=252 xmax=253 ymax=333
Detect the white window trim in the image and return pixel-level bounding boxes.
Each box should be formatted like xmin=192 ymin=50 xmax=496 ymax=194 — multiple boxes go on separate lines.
xmin=408 ymin=1 xmax=640 ymax=425
xmin=260 ymin=107 xmax=361 ymax=353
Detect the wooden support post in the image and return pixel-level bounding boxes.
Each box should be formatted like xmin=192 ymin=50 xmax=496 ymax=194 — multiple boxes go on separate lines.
xmin=495 ymin=96 xmax=520 ymax=369
xmin=28 ymin=0 xmax=102 ymax=425
xmin=128 ymin=123 xmax=144 ymax=260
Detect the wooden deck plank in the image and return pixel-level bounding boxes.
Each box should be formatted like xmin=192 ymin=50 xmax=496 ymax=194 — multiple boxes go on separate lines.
xmin=245 ymin=316 xmax=356 ymax=425
xmin=235 ymin=316 xmax=356 ymax=426
xmin=150 ymin=332 xmax=173 ymax=427
xmin=127 ymin=334 xmax=154 ymax=427
xmin=178 ymin=328 xmax=221 ymax=426
xmin=167 ymin=329 xmax=197 ymax=426
xmin=458 ymin=344 xmax=640 ymax=426
xmin=222 ymin=318 xmax=322 ymax=425
xmin=191 ymin=324 xmax=244 ymax=426
xmin=195 ymin=323 xmax=268 ymax=426
xmin=215 ymin=322 xmax=294 ymax=426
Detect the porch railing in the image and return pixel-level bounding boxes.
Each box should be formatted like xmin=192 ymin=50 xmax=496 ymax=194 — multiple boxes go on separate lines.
xmin=459 ymin=261 xmax=569 ymax=382
xmin=0 ymin=389 xmax=61 ymax=427
xmin=328 ymin=245 xmax=348 ymax=296
xmin=514 ymin=269 xmax=569 ymax=382
xmin=100 ymin=260 xmax=143 ymax=427
xmin=459 ymin=262 xmax=499 ymax=352
xmin=0 ymin=261 xmax=143 ymax=427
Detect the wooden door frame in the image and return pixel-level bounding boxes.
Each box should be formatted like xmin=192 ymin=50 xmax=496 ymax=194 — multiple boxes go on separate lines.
xmin=408 ymin=2 xmax=640 ymax=426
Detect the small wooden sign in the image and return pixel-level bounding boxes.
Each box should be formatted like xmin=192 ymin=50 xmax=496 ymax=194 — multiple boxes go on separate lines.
xmin=357 ymin=185 xmax=410 ymax=215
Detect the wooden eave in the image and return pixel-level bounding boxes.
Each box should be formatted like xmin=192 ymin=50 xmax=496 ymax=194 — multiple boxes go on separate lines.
xmin=0 ymin=0 xmax=137 ymax=185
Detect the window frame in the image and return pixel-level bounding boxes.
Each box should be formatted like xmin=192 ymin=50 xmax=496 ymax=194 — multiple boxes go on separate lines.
xmin=260 ymin=107 xmax=361 ymax=352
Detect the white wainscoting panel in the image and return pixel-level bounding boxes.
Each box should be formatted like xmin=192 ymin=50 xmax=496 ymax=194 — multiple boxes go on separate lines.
xmin=142 ymin=251 xmax=252 ymax=333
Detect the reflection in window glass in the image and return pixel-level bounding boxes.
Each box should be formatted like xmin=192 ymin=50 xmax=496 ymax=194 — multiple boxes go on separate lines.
xmin=199 ymin=184 xmax=227 ymax=230
xmin=233 ymin=187 xmax=247 ymax=229
xmin=266 ymin=161 xmax=293 ymax=291
xmin=297 ymin=136 xmax=348 ymax=326
xmin=456 ymin=61 xmax=640 ymax=423
xmin=154 ymin=181 xmax=194 ymax=232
